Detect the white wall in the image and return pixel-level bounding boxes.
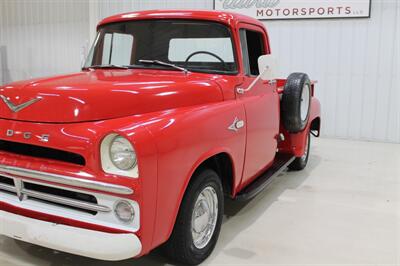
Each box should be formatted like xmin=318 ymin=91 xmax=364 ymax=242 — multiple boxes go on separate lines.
xmin=0 ymin=0 xmax=399 ymax=143
xmin=266 ymin=1 xmax=400 ymax=143
xmin=0 ymin=0 xmax=89 ymax=84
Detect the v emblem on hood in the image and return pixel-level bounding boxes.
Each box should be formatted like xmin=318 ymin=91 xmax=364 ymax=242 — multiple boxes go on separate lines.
xmin=0 ymin=95 xmax=41 ymax=113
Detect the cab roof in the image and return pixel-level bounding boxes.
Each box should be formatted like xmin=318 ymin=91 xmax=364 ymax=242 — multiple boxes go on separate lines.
xmin=97 ymin=10 xmax=264 ymax=29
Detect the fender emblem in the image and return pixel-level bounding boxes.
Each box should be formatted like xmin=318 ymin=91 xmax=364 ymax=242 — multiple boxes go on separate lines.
xmin=228 ymin=117 xmax=245 ymax=132
xmin=0 ymin=95 xmax=41 ymax=113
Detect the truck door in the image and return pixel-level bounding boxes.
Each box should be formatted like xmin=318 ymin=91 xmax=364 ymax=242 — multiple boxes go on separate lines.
xmin=237 ymin=24 xmax=280 ymax=189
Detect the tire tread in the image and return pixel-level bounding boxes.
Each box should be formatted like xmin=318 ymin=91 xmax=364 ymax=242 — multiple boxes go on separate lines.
xmin=282 ymin=72 xmax=311 ymax=133
xmin=163 ymin=169 xmax=223 ymax=265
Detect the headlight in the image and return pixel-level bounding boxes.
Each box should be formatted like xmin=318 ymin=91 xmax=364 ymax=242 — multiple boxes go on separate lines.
xmin=110 ymin=136 xmax=137 ymax=170
xmin=100 ymin=133 xmax=139 ymax=178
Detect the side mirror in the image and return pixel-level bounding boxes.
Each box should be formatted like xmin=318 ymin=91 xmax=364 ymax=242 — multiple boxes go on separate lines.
xmin=258 ymin=55 xmax=278 ymax=81
xmin=236 ymin=54 xmax=279 ymax=94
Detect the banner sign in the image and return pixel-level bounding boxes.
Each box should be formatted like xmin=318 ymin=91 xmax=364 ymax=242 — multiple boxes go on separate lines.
xmin=214 ymin=0 xmax=371 ymax=20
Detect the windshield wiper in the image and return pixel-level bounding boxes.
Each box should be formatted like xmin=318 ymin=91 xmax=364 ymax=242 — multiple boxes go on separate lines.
xmin=139 ymin=59 xmax=189 ymax=74
xmin=87 ymin=64 xmax=129 ymax=69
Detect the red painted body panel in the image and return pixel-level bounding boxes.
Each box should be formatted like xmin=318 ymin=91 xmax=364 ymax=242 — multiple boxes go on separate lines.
xmin=142 ymin=102 xmax=246 ymax=247
xmin=236 ymin=80 xmax=280 ymax=190
xmin=0 ymin=70 xmax=224 ymax=123
xmin=98 ymin=10 xmax=266 ymax=30
xmin=0 ymin=116 xmax=159 ymax=253
xmin=0 ymin=10 xmax=321 ymax=258
xmin=235 ymin=22 xmax=278 ymax=190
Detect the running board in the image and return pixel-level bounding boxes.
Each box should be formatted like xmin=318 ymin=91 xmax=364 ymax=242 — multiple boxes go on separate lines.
xmin=235 ymin=153 xmax=295 ymax=201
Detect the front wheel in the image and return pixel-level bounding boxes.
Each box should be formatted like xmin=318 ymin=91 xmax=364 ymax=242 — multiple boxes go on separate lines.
xmin=289 ymin=131 xmax=311 ymax=171
xmin=163 ymin=169 xmax=224 ymax=265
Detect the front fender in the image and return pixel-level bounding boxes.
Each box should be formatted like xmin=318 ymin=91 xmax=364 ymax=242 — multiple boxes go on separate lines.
xmin=143 ymin=101 xmax=246 ymax=249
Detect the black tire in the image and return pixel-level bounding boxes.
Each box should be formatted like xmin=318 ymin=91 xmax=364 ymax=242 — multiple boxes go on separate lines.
xmin=163 ymin=169 xmax=224 ymax=265
xmin=282 ymin=73 xmax=311 ymax=133
xmin=289 ymin=131 xmax=311 ymax=171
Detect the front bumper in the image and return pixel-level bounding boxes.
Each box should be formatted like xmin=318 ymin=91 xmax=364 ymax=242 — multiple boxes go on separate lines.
xmin=0 ymin=210 xmax=142 ymax=261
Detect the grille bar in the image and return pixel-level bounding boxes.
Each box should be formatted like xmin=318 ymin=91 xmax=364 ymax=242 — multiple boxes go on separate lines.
xmin=0 ymin=183 xmax=16 ymax=193
xmin=0 ymin=164 xmax=133 ymax=195
xmin=23 ymin=189 xmax=111 ymax=213
xmin=0 ymin=175 xmax=111 ymax=214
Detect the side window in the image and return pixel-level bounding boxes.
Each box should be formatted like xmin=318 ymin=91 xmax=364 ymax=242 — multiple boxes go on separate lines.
xmin=239 ymin=29 xmax=265 ymax=76
xmin=101 ymin=33 xmax=134 ymax=66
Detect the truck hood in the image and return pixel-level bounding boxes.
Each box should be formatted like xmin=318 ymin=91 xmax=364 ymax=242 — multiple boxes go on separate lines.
xmin=0 ymin=69 xmax=223 ymax=123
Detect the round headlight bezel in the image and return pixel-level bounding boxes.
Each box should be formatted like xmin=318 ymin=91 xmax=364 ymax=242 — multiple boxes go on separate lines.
xmin=109 ymin=135 xmax=137 ymax=170
xmin=100 ymin=133 xmax=139 ymax=178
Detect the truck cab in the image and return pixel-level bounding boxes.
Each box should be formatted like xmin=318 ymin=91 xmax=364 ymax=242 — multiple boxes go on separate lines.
xmin=0 ymin=10 xmax=320 ymax=265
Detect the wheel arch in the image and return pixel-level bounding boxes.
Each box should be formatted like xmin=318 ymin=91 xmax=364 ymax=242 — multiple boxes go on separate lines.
xmin=310 ymin=116 xmax=321 ymax=137
xmin=192 ymin=152 xmax=235 ymax=198
xmin=165 ymin=149 xmax=236 ymax=241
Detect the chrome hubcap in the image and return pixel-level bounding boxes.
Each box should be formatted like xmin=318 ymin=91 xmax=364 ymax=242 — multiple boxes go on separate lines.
xmin=191 ymin=186 xmax=218 ymax=249
xmin=300 ymin=84 xmax=310 ymax=121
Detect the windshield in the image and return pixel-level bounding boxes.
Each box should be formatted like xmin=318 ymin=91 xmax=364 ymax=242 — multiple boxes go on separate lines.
xmin=84 ymin=20 xmax=237 ymax=74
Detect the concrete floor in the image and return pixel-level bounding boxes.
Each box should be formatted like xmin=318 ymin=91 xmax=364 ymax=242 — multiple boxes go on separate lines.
xmin=0 ymin=138 xmax=399 ymax=265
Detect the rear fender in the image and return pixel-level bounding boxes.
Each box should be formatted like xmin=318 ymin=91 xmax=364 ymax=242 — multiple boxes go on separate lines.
xmin=279 ymin=97 xmax=321 ymax=157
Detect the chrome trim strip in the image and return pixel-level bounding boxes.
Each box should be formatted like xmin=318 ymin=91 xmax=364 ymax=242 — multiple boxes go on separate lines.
xmin=0 ymin=165 xmax=133 ymax=195
xmin=22 ymin=189 xmax=111 ymax=213
xmin=0 ymin=95 xmax=41 ymax=113
xmin=0 ymin=183 xmax=16 ymax=193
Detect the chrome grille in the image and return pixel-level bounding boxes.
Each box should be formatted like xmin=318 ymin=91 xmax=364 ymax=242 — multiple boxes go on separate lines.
xmin=0 ymin=176 xmax=16 ymax=195
xmin=0 ymin=175 xmax=111 ymax=215
xmin=0 ymin=164 xmax=133 ymax=195
xmin=0 ymin=165 xmax=140 ymax=232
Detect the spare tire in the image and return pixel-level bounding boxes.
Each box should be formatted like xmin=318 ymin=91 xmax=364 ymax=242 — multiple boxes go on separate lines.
xmin=282 ymin=73 xmax=311 ymax=133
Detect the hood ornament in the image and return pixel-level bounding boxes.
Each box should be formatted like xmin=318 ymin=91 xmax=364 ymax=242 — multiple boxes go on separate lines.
xmin=0 ymin=95 xmax=41 ymax=113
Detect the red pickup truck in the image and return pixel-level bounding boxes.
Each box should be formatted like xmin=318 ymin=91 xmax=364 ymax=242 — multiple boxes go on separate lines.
xmin=0 ymin=10 xmax=320 ymax=265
